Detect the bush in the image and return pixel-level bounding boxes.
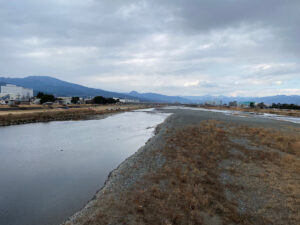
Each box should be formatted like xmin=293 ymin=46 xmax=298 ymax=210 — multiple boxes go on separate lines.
xmin=36 ymin=92 xmax=55 ymax=104
xmin=93 ymin=96 xmax=118 ymax=104
xmin=71 ymin=97 xmax=80 ymax=104
xmin=271 ymin=103 xmax=300 ymax=110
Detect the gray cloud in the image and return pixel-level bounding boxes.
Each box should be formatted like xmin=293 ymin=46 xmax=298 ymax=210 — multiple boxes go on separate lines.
xmin=0 ymin=0 xmax=299 ymax=96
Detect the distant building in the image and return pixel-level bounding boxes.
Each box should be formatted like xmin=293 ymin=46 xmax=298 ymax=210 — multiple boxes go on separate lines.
xmin=57 ymin=97 xmax=72 ymax=105
xmin=32 ymin=98 xmax=41 ymax=104
xmin=229 ymin=101 xmax=238 ymax=107
xmin=239 ymin=101 xmax=255 ymax=108
xmin=0 ymin=84 xmax=33 ymax=100
xmin=205 ymin=100 xmax=222 ymax=106
xmin=118 ymin=98 xmax=139 ymax=103
xmin=256 ymin=102 xmax=267 ymax=109
xmin=84 ymin=98 xmax=93 ymax=104
xmin=42 ymin=102 xmax=54 ymax=106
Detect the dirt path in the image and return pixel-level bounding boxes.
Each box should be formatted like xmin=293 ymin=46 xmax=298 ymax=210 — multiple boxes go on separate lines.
xmin=63 ymin=108 xmax=300 ymax=225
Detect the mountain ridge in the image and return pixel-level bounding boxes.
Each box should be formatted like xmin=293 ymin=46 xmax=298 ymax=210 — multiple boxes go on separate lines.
xmin=0 ymin=76 xmax=299 ymax=104
xmin=0 ymin=76 xmax=136 ymax=99
xmin=182 ymin=95 xmax=300 ymax=105
xmin=127 ymin=91 xmax=192 ymax=103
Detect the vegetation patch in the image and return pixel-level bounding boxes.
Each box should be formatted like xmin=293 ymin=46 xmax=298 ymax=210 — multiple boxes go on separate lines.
xmin=0 ymin=105 xmax=145 ymax=126
xmin=66 ymin=120 xmax=300 ymax=225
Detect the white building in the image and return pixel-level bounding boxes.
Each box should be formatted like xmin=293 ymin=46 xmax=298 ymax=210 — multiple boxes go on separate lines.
xmin=32 ymin=98 xmax=41 ymax=104
xmin=57 ymin=97 xmax=72 ymax=105
xmin=118 ymin=98 xmax=140 ymax=103
xmin=0 ymin=84 xmax=33 ymax=100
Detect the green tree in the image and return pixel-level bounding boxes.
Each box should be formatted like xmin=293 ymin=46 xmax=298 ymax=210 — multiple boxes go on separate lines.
xmin=93 ymin=96 xmax=118 ymax=104
xmin=71 ymin=97 xmax=80 ymax=104
xmin=257 ymin=102 xmax=266 ymax=109
xmin=36 ymin=92 xmax=44 ymax=98
xmin=106 ymin=98 xmax=118 ymax=104
xmin=40 ymin=94 xmax=55 ymax=104
xmin=93 ymin=96 xmax=107 ymax=104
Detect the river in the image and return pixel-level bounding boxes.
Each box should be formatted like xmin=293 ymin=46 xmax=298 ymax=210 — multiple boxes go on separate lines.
xmin=164 ymin=106 xmax=300 ymax=124
xmin=0 ymin=109 xmax=170 ymax=225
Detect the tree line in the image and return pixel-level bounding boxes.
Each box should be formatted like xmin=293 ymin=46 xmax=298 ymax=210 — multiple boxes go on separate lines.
xmin=92 ymin=96 xmax=119 ymax=104
xmin=271 ymin=103 xmax=300 ymax=110
xmin=36 ymin=92 xmax=119 ymax=104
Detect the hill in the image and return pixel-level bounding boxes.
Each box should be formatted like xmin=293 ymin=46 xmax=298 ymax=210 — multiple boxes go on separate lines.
xmin=127 ymin=91 xmax=192 ymax=104
xmin=183 ymin=95 xmax=300 ymax=105
xmin=0 ymin=76 xmax=134 ymax=99
xmin=129 ymin=92 xmax=300 ymax=105
xmin=0 ymin=76 xmax=299 ymax=104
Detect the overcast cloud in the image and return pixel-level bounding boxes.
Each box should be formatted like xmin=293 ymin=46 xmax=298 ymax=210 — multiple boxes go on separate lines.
xmin=0 ymin=0 xmax=299 ymax=96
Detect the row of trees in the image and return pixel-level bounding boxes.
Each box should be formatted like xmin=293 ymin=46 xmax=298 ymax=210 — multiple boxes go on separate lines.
xmin=92 ymin=96 xmax=119 ymax=104
xmin=231 ymin=101 xmax=300 ymax=110
xmin=249 ymin=101 xmax=300 ymax=110
xmin=36 ymin=92 xmax=119 ymax=105
xmin=271 ymin=103 xmax=300 ymax=110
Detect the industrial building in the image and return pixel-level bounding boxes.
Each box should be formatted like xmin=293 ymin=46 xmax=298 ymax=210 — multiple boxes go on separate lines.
xmin=0 ymin=84 xmax=33 ymax=100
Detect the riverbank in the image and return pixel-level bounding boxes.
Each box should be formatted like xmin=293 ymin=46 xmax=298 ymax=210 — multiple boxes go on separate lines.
xmin=63 ymin=108 xmax=300 ymax=225
xmin=0 ymin=104 xmax=151 ymax=126
xmin=199 ymin=105 xmax=300 ymax=117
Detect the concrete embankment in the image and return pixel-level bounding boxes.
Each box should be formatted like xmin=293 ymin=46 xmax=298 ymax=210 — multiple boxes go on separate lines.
xmin=63 ymin=108 xmax=300 ymax=225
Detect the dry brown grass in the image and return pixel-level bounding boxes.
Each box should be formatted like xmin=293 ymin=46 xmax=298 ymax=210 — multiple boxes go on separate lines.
xmin=0 ymin=105 xmax=146 ymax=126
xmin=66 ymin=120 xmax=300 ymax=225
xmin=225 ymin=124 xmax=300 ymax=224
xmin=0 ymin=108 xmax=98 ymax=125
xmin=231 ymin=125 xmax=300 ymax=156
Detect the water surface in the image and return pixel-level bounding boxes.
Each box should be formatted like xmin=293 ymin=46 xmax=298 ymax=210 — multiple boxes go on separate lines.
xmin=0 ymin=110 xmax=169 ymax=225
xmin=164 ymin=106 xmax=300 ymax=124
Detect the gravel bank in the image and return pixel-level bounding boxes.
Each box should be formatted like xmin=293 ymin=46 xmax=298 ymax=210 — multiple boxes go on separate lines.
xmin=63 ymin=107 xmax=300 ymax=225
xmin=63 ymin=111 xmax=174 ymax=225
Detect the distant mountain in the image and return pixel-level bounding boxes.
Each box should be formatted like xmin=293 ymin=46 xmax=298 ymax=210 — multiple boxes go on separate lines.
xmin=0 ymin=76 xmax=299 ymax=104
xmin=127 ymin=92 xmax=300 ymax=105
xmin=127 ymin=91 xmax=300 ymax=105
xmin=0 ymin=76 xmax=135 ymax=99
xmin=127 ymin=91 xmax=192 ymax=103
xmin=250 ymin=95 xmax=300 ymax=105
xmin=183 ymin=95 xmax=300 ymax=105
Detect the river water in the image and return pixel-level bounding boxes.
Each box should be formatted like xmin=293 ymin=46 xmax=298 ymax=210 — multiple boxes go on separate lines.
xmin=164 ymin=106 xmax=300 ymax=124
xmin=0 ymin=109 xmax=170 ymax=225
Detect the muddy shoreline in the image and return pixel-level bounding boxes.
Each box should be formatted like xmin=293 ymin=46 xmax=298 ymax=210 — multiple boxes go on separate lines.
xmin=63 ymin=108 xmax=300 ymax=225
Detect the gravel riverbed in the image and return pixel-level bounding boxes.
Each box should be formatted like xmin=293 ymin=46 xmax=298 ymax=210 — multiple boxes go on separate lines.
xmin=63 ymin=108 xmax=300 ymax=225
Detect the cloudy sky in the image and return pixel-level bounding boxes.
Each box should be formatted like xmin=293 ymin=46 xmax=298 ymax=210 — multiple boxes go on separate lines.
xmin=0 ymin=0 xmax=299 ymax=96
